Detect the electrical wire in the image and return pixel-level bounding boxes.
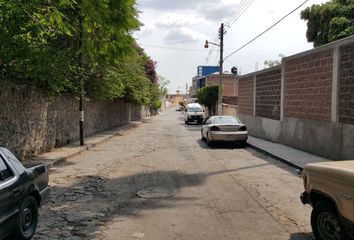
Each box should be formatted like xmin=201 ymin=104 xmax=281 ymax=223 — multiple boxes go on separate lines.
xmin=224 ymin=0 xmax=310 ymax=60
xmin=140 ymin=44 xmax=208 ymax=52
xmin=226 ymin=0 xmax=255 ymax=30
xmin=205 ymin=0 xmax=255 ymax=64
xmin=225 ymin=0 xmax=255 ymax=31
xmin=225 ymin=0 xmax=251 ymax=29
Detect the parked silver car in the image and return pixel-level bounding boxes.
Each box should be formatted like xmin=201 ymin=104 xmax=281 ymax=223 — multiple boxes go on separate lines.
xmin=201 ymin=116 xmax=248 ymax=147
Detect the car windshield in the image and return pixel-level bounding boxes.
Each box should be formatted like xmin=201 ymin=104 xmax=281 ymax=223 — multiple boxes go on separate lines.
xmin=187 ymin=107 xmax=202 ymax=112
xmin=212 ymin=116 xmax=241 ymax=124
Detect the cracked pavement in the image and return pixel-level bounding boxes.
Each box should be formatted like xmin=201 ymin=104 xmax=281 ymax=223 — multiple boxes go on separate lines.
xmin=33 ymin=109 xmax=314 ymax=240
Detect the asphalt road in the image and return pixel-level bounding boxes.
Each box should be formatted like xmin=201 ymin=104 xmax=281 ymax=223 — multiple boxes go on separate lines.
xmin=34 ymin=109 xmax=314 ymax=240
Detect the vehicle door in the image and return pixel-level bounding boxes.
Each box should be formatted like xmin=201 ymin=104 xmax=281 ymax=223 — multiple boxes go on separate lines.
xmin=202 ymin=117 xmax=211 ymax=137
xmin=0 ymin=155 xmax=18 ymax=237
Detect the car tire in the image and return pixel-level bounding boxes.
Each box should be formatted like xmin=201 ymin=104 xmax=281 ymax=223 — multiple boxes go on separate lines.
xmin=201 ymin=130 xmax=206 ymax=141
xmin=14 ymin=196 xmax=38 ymax=240
xmin=239 ymin=140 xmax=247 ymax=147
xmin=206 ymin=133 xmax=213 ymax=147
xmin=311 ymin=201 xmax=348 ymax=240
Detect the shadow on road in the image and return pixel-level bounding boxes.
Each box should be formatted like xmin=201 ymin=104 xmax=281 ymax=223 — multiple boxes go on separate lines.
xmin=289 ymin=232 xmax=314 ymax=240
xmin=246 ymin=148 xmax=302 ymax=177
xmin=35 ymin=165 xmax=274 ymax=239
xmin=196 ymin=138 xmax=246 ymax=150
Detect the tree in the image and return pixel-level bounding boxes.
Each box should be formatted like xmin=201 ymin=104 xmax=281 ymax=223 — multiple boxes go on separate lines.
xmin=264 ymin=60 xmax=281 ymax=68
xmin=301 ymin=0 xmax=354 ymax=47
xmin=263 ymin=54 xmax=285 ymax=68
xmin=158 ymin=75 xmax=170 ymax=97
xmin=0 ymin=0 xmax=141 ymax=96
xmin=197 ymin=85 xmax=219 ymax=116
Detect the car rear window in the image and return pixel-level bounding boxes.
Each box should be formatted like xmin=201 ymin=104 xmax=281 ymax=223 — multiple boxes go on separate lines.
xmin=1 ymin=148 xmax=23 ymax=174
xmin=187 ymin=107 xmax=202 ymax=112
xmin=0 ymin=157 xmax=13 ymax=181
xmin=212 ymin=116 xmax=241 ymax=124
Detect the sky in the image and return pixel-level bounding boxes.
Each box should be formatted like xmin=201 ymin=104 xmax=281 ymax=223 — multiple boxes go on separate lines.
xmin=134 ymin=0 xmax=329 ymax=94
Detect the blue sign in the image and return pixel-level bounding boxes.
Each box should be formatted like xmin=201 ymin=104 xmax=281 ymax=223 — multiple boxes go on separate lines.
xmin=197 ymin=66 xmax=219 ymax=77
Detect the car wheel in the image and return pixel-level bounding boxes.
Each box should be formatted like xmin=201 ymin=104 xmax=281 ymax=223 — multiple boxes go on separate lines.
xmin=206 ymin=133 xmax=213 ymax=147
xmin=201 ymin=130 xmax=206 ymax=141
xmin=14 ymin=196 xmax=38 ymax=240
xmin=311 ymin=201 xmax=348 ymax=240
xmin=238 ymin=140 xmax=247 ymax=147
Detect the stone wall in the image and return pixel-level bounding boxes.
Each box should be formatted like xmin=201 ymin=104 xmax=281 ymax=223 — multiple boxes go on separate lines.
xmin=0 ymin=84 xmax=143 ymax=159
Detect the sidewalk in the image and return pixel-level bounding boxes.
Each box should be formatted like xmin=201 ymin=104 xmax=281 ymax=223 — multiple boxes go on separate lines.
xmin=247 ymin=136 xmax=330 ymax=171
xmin=28 ymin=120 xmax=147 ymax=168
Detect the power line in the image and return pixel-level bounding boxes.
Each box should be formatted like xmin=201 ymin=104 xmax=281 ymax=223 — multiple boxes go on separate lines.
xmin=205 ymin=0 xmax=255 ymax=64
xmin=224 ymin=0 xmax=309 ymax=60
xmin=225 ymin=0 xmax=255 ymax=31
xmin=226 ymin=0 xmax=255 ymax=30
xmin=225 ymin=0 xmax=251 ymax=29
xmin=140 ymin=44 xmax=208 ymax=52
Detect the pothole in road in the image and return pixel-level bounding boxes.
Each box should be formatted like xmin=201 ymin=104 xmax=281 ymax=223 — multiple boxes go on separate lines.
xmin=137 ymin=187 xmax=175 ymax=198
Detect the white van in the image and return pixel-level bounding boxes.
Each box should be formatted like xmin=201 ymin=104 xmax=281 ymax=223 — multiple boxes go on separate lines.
xmin=184 ymin=103 xmax=204 ymax=124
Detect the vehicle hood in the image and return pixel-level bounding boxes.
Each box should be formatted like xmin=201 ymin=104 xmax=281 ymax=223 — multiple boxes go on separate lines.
xmin=305 ymin=160 xmax=354 ymax=183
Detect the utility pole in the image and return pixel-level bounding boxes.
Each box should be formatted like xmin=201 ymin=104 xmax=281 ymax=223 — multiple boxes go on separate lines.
xmin=218 ymin=23 xmax=224 ymax=115
xmin=204 ymin=22 xmax=224 ymax=115
xmin=78 ymin=11 xmax=84 ymax=146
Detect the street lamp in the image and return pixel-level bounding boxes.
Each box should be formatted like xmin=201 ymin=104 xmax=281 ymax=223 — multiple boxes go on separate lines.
xmin=204 ymin=23 xmax=224 ymax=115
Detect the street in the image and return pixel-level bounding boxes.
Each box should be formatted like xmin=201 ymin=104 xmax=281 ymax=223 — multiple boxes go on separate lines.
xmin=34 ymin=109 xmax=314 ymax=240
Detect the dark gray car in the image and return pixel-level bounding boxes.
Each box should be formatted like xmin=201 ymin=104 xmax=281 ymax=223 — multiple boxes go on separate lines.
xmin=0 ymin=147 xmax=49 ymax=240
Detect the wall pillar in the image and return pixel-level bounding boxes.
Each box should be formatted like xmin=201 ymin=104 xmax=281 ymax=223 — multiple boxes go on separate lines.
xmin=331 ymin=46 xmax=339 ymax=122
xmin=280 ymin=63 xmax=285 ymax=122
xmin=253 ymin=75 xmax=256 ymax=117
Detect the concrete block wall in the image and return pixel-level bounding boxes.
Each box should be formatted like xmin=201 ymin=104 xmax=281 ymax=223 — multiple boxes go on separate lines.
xmin=338 ymin=42 xmax=354 ymax=124
xmin=0 ymin=84 xmax=144 ymax=159
xmin=284 ymin=49 xmax=333 ymax=121
xmin=238 ymin=75 xmax=254 ymax=116
xmin=237 ymin=35 xmax=354 ymax=160
xmin=256 ymin=67 xmax=281 ymax=120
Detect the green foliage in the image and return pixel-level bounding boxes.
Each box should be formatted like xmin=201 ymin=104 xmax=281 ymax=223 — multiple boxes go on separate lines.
xmin=0 ymin=0 xmax=160 ymax=106
xmin=151 ymin=99 xmax=162 ymax=110
xmin=301 ymin=0 xmax=354 ymax=47
xmin=197 ymin=85 xmax=219 ymax=115
xmin=158 ymin=75 xmax=170 ymax=97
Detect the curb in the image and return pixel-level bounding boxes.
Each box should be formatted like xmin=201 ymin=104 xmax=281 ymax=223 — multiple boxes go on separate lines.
xmin=29 ymin=122 xmax=141 ymax=169
xmin=246 ymin=143 xmax=303 ymax=172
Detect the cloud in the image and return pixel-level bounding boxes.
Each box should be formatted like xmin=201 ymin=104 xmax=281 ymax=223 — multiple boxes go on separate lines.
xmin=163 ymin=28 xmax=207 ymax=44
xmin=138 ymin=0 xmax=240 ymax=22
xmin=201 ymin=4 xmax=238 ymax=21
xmin=138 ymin=0 xmax=205 ymax=10
xmin=155 ymin=21 xmax=187 ymax=29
